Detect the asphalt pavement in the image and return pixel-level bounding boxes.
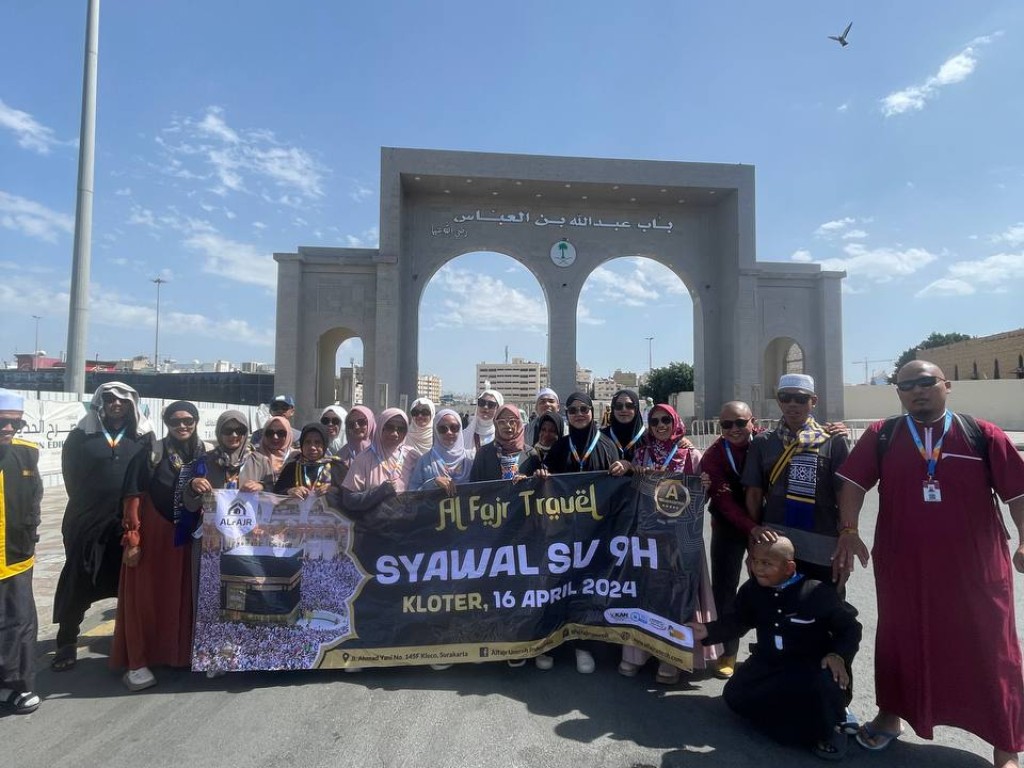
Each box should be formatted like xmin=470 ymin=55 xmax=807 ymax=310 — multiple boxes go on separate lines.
xmin=6 ymin=473 xmax=1023 ymax=768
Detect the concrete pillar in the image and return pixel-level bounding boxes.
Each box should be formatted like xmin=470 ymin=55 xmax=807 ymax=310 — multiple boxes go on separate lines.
xmin=548 ymin=295 xmax=578 ymax=399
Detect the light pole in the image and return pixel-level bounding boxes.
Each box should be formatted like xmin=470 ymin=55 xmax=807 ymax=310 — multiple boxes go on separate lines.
xmin=152 ymin=277 xmax=166 ymax=372
xmin=645 ymin=336 xmax=654 ymax=374
xmin=32 ymin=315 xmax=41 ymax=370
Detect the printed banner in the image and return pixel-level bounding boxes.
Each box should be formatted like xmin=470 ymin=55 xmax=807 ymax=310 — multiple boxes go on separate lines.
xmin=192 ymin=472 xmax=707 ymax=673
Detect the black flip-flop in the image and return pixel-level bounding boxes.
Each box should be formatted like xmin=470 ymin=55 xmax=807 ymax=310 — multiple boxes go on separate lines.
xmin=51 ymin=644 xmax=77 ymax=672
xmin=813 ymin=729 xmax=848 ymax=761
xmin=4 ymin=690 xmax=41 ymax=714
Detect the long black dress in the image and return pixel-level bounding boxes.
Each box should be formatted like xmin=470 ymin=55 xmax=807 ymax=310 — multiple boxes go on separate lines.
xmin=53 ymin=426 xmax=149 ymax=647
xmin=702 ymin=575 xmax=862 ymax=746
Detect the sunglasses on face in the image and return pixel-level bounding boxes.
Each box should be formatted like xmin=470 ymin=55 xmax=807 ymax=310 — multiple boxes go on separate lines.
xmin=410 ymin=408 xmax=431 ymax=418
xmin=612 ymin=401 xmax=636 ymax=411
xmin=101 ymin=393 xmax=126 ymax=404
xmin=896 ymin=375 xmax=946 ymax=392
xmin=477 ymin=398 xmax=498 ymax=409
xmin=436 ymin=423 xmax=461 ymax=435
xmin=320 ymin=417 xmax=342 ymax=426
xmin=720 ymin=418 xmax=750 ymax=430
xmin=382 ymin=423 xmax=408 ymax=434
xmin=167 ymin=417 xmax=196 ymax=428
xmin=566 ymin=405 xmax=591 ymax=415
xmin=777 ymin=393 xmax=812 ymax=405
xmin=650 ymin=416 xmax=673 ymax=427
xmin=0 ymin=417 xmax=26 ymax=431
xmin=495 ymin=418 xmax=521 ymax=428
xmin=221 ymin=426 xmax=248 ymax=437
xmin=264 ymin=429 xmax=288 ymax=439
xmin=346 ymin=419 xmax=368 ymax=429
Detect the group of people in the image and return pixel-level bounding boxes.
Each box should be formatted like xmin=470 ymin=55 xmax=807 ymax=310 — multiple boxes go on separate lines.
xmin=0 ymin=361 xmax=1021 ymax=766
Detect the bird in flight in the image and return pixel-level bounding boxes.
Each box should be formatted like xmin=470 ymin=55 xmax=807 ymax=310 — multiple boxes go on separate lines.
xmin=829 ymin=21 xmax=853 ymax=47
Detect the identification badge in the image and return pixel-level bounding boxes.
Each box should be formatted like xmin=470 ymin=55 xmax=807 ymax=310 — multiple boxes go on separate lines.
xmin=774 ymin=635 xmax=783 ymax=650
xmin=923 ymin=480 xmax=942 ymax=503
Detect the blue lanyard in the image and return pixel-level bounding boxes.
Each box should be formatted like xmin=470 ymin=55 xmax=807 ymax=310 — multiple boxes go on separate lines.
xmin=646 ymin=441 xmax=681 ymax=469
xmin=723 ymin=441 xmax=739 ymax=476
xmin=904 ymin=411 xmax=952 ymax=479
xmin=611 ymin=425 xmax=645 ymax=457
xmin=570 ymin=431 xmax=601 ymax=469
xmin=100 ymin=424 xmax=126 ymax=450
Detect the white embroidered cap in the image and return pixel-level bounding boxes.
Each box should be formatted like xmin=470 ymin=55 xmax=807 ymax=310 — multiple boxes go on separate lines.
xmin=777 ymin=373 xmax=815 ymax=394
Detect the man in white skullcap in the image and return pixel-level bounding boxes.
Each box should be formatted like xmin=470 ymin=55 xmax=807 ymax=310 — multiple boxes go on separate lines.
xmin=0 ymin=388 xmax=42 ymax=714
xmin=741 ymin=374 xmax=851 ymax=587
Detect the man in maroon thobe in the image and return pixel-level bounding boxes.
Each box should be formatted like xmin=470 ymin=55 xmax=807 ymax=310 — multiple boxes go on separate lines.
xmin=834 ymin=360 xmax=1024 ymax=768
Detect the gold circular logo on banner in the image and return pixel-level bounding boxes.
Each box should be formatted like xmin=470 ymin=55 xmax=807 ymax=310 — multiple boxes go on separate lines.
xmin=654 ymin=478 xmax=691 ymax=517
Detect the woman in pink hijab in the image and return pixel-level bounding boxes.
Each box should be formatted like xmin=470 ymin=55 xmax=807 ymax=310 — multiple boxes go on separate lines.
xmin=341 ymin=408 xmax=418 ymax=511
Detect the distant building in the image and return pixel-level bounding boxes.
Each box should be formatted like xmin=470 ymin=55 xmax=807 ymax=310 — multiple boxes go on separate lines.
xmin=418 ymin=374 xmax=442 ymax=403
xmin=575 ymin=364 xmax=593 ymax=394
xmin=337 ymin=364 xmax=364 ymax=407
xmin=592 ymin=377 xmax=618 ymax=402
xmin=611 ymin=369 xmax=640 ymax=389
xmin=916 ymin=328 xmax=1024 ymax=380
xmin=476 ymin=358 xmax=549 ymax=406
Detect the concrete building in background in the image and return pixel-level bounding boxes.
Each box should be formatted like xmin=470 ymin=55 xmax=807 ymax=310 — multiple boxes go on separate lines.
xmin=916 ymin=328 xmax=1024 ymax=381
xmin=592 ymin=377 xmax=618 ymax=402
xmin=476 ymin=358 xmax=547 ymax=405
xmin=612 ymin=369 xmax=640 ymax=389
xmin=274 ymin=148 xmax=846 ymax=423
xmin=418 ymin=374 xmax=442 ymax=403
xmin=337 ymin=364 xmax=364 ymax=408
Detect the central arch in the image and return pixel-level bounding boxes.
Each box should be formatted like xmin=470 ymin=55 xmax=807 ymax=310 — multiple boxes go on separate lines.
xmin=274 ymin=148 xmax=846 ymax=422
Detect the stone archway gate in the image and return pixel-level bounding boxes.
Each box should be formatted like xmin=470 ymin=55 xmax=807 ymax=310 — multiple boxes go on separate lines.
xmin=274 ymin=148 xmax=845 ymax=422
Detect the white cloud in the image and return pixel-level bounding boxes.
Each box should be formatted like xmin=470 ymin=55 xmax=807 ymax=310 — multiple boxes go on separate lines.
xmin=946 ymin=252 xmax=1024 ymax=285
xmin=114 ymin=187 xmax=132 ymax=197
xmin=159 ymin=106 xmax=325 ymax=200
xmin=182 ymin=230 xmax=277 ymax=289
xmin=915 ymin=278 xmax=975 ymax=297
xmin=814 ymin=217 xmax=856 ymax=238
xmin=345 ymin=225 xmax=379 ymax=248
xmin=427 ymin=265 xmax=546 ymax=332
xmin=576 ymin=299 xmax=604 ymax=326
xmin=990 ymin=223 xmax=1024 ymax=247
xmin=836 ymin=102 xmax=849 ymax=113
xmin=842 ymin=229 xmax=868 ymax=240
xmin=350 ymin=184 xmax=375 ymax=203
xmin=0 ymin=191 xmax=74 ymax=242
xmin=815 ymin=242 xmax=938 ymax=282
xmin=581 ymin=257 xmax=688 ymax=307
xmin=881 ymin=35 xmax=999 ymax=117
xmin=791 ymin=249 xmax=813 ymax=262
xmin=0 ymin=98 xmax=65 ymax=154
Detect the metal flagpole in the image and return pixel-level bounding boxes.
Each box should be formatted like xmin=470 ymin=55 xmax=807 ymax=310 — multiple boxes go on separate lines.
xmin=64 ymin=0 xmax=100 ymax=394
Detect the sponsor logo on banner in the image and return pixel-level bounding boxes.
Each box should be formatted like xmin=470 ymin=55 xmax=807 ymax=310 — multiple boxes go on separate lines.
xmin=604 ymin=606 xmax=695 ymax=649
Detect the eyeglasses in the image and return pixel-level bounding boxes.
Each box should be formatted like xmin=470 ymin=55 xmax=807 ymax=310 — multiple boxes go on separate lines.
xmin=566 ymin=405 xmax=591 ymax=415
xmin=649 ymin=416 xmax=673 ymax=426
xmin=345 ymin=419 xmax=368 ymax=429
xmin=896 ymin=375 xmax=946 ymax=392
xmin=477 ymin=398 xmax=498 ymax=409
xmin=0 ymin=417 xmax=26 ymax=431
xmin=495 ymin=418 xmax=521 ymax=428
xmin=167 ymin=417 xmax=196 ymax=428
xmin=777 ymin=393 xmax=812 ymax=405
xmin=410 ymin=408 xmax=431 ymax=418
xmin=221 ymin=426 xmax=248 ymax=437
xmin=264 ymin=429 xmax=288 ymax=439
xmin=720 ymin=418 xmax=750 ymax=430
xmin=612 ymin=402 xmax=636 ymax=411
xmin=320 ymin=417 xmax=342 ymax=426
xmin=101 ymin=393 xmax=125 ymax=404
xmin=382 ymin=423 xmax=408 ymax=434
xmin=436 ymin=423 xmax=461 ymax=435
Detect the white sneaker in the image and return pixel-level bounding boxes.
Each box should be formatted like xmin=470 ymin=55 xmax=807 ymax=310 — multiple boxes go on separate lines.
xmin=430 ymin=664 xmax=452 ymax=671
xmin=123 ymin=667 xmax=156 ymax=691
xmin=575 ymin=649 xmax=596 ymax=674
xmin=535 ymin=654 xmax=554 ymax=671
xmin=507 ymin=659 xmax=526 ymax=668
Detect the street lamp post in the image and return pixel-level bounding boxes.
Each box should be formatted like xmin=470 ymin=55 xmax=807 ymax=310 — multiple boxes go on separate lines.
xmin=645 ymin=336 xmax=654 ymax=374
xmin=32 ymin=315 xmax=41 ymax=370
xmin=152 ymin=277 xmax=166 ymax=372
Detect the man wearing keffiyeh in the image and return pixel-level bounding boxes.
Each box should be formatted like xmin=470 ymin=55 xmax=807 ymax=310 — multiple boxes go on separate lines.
xmin=741 ymin=374 xmax=851 ymax=588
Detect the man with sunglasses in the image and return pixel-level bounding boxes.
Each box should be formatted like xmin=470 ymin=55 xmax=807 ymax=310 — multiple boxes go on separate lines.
xmin=834 ymin=360 xmax=1024 ymax=765
xmin=699 ymin=401 xmax=761 ymax=680
xmin=0 ymin=389 xmax=42 ymax=714
xmin=742 ymin=374 xmax=850 ymax=588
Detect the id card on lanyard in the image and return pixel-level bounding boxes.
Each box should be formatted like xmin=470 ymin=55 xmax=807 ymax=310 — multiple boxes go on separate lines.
xmin=905 ymin=411 xmax=952 ymax=503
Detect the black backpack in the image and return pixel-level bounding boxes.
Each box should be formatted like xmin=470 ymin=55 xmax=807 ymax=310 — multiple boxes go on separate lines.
xmin=875 ymin=412 xmax=988 ymax=466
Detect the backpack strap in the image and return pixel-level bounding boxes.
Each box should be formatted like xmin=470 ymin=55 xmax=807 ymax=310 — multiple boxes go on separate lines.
xmin=875 ymin=415 xmax=902 ymax=467
xmin=950 ymin=413 xmax=989 ymax=465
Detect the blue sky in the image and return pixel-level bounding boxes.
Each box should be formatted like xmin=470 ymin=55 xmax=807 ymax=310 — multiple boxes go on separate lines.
xmin=1 ymin=1 xmax=1022 ymax=394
